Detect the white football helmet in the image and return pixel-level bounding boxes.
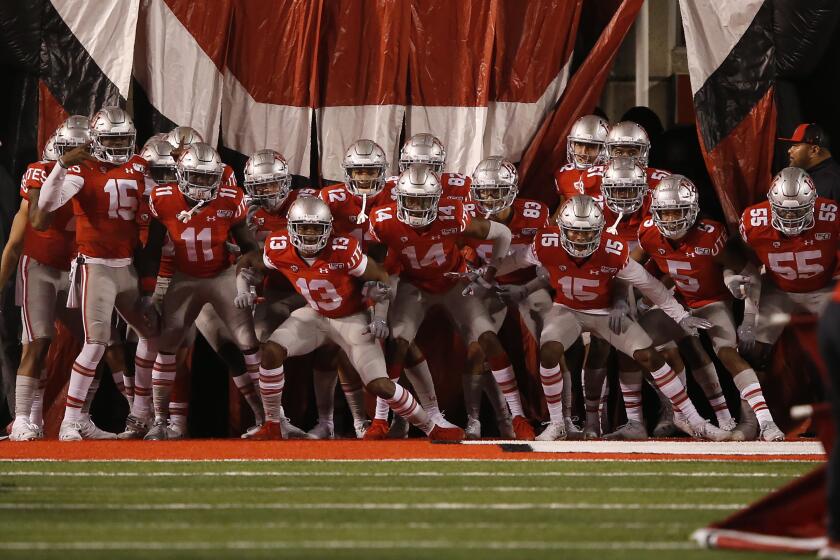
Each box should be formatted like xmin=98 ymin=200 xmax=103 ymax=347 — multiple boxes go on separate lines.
xmin=90 ymin=106 xmax=135 ymax=164
xmin=601 ymin=157 xmax=648 ymax=214
xmin=176 ymin=142 xmax=223 ymax=202
xmin=605 ymin=121 xmax=650 ymax=167
xmin=140 ymin=139 xmax=177 ymax=184
xmin=470 ymin=156 xmax=518 ymax=215
xmin=287 ymin=196 xmax=333 ymax=254
xmin=243 ymin=149 xmax=292 ymax=211
xmin=650 ymin=175 xmax=700 ymax=239
xmin=166 ymin=126 xmax=204 ymax=149
xmin=557 ymin=195 xmax=605 ymax=258
xmin=342 ymin=139 xmax=388 ymax=197
xmin=767 ymin=167 xmax=817 ymax=236
xmin=399 ymin=133 xmax=445 ymax=173
xmin=395 ymin=164 xmax=442 ymax=227
xmin=53 ymin=115 xmax=91 ymax=156
xmin=42 ymin=133 xmax=59 ymax=161
xmin=567 ymin=115 xmax=609 ymax=169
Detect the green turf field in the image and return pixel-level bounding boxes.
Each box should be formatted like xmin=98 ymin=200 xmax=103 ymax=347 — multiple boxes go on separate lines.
xmin=0 ymin=459 xmax=815 ymax=559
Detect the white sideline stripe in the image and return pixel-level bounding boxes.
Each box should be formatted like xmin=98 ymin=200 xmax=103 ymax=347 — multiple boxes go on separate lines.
xmin=0 ymin=458 xmax=820 ymax=464
xmin=0 ymin=521 xmax=695 ymax=531
xmin=463 ymin=440 xmax=826 ymax=456
xmin=0 ymin=470 xmax=793 ymax=478
xmin=0 ymin=502 xmax=744 ymax=511
xmin=8 ymin=485 xmax=773 ymax=494
xmin=692 ymin=528 xmax=829 ymax=551
xmin=0 ymin=540 xmax=696 ymax=551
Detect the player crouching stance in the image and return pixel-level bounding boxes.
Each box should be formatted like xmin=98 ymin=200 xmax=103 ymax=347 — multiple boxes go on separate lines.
xmin=503 ymin=195 xmax=732 ymax=441
xmin=240 ymin=197 xmax=464 ymax=442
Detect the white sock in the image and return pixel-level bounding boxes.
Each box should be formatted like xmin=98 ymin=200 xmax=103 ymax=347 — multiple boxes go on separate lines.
xmin=232 ymin=371 xmax=263 ymax=421
xmin=619 ymin=377 xmax=643 ymax=423
xmin=405 ymin=359 xmax=438 ymax=412
xmin=693 ymin=362 xmax=732 ymax=424
xmin=733 ymin=369 xmax=774 ymax=424
xmin=341 ymin=381 xmax=368 ymax=423
xmin=539 ymin=364 xmax=564 ymax=423
xmin=313 ymin=369 xmax=337 ymax=426
xmin=29 ymin=376 xmax=47 ymax=427
xmin=244 ymin=350 xmax=261 ymax=385
xmin=152 ymin=354 xmax=177 ymax=422
xmin=649 ymin=363 xmax=703 ymax=426
xmin=14 ymin=376 xmax=38 ymax=420
xmin=131 ymin=338 xmax=156 ymax=419
xmin=489 ymin=360 xmax=524 ymax=417
xmin=259 ymin=365 xmax=285 ymax=422
xmin=64 ymin=343 xmax=105 ymax=423
xmin=386 ymin=384 xmax=433 ymax=434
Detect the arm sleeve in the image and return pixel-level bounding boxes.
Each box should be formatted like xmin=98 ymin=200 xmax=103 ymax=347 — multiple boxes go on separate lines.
xmin=494 ymin=241 xmax=540 ymax=277
xmin=485 ymin=220 xmax=512 ymax=264
xmin=617 ymin=258 xmax=689 ymax=323
xmin=38 ymin=164 xmax=83 ymax=212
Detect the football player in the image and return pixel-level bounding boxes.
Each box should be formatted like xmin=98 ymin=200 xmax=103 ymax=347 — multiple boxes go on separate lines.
xmin=143 ymin=142 xmax=261 ymax=440
xmin=244 ymin=148 xmax=337 ymax=438
xmin=631 ymin=175 xmax=783 ymax=441
xmin=368 ymin=164 xmax=537 ymax=439
xmin=238 ymin=197 xmax=464 ymax=442
xmin=32 ymin=106 xmax=160 ymax=441
xmin=2 ymin=121 xmax=93 ymax=440
xmin=501 ymin=195 xmax=731 ymax=441
xmin=396 ymin=133 xmax=471 ymax=201
xmin=553 ymin=114 xmax=610 ymax=209
xmin=738 ymin=167 xmax=839 ymax=405
xmin=462 ymin=156 xmax=577 ymax=439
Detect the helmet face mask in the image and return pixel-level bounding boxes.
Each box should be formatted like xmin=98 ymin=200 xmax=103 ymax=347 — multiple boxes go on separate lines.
xmin=176 ymin=142 xmax=223 ymax=203
xmin=342 ymin=139 xmax=388 ymax=197
xmin=566 ymin=115 xmax=610 ymax=169
xmin=90 ymin=107 xmax=136 ymax=164
xmin=601 ymin=157 xmax=648 ymax=214
xmin=470 ymin=156 xmax=518 ymax=215
xmin=42 ymin=134 xmax=60 ymax=161
xmin=558 ymin=195 xmax=605 ymax=258
xmin=605 ymin=121 xmax=650 ymax=167
xmin=767 ymin=167 xmax=817 ymax=236
xmin=650 ymin=175 xmax=699 ymax=239
xmin=287 ymin=197 xmax=333 ymax=254
xmin=399 ymin=133 xmax=445 ymax=173
xmin=395 ymin=164 xmax=442 ymax=228
xmin=149 ymin=165 xmax=177 ymax=184
xmin=244 ymin=149 xmax=292 ymax=211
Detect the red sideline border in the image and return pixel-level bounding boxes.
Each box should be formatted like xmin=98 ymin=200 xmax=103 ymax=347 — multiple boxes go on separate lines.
xmin=0 ymin=440 xmax=827 ymax=461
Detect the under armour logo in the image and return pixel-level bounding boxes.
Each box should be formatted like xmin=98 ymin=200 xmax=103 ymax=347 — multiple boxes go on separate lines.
xmin=804 ymin=240 xmax=815 ymax=246
xmin=206 ymin=215 xmax=216 ymax=222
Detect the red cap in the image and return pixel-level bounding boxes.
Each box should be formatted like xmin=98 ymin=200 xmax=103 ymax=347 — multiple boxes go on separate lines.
xmin=778 ymin=123 xmax=829 ymax=148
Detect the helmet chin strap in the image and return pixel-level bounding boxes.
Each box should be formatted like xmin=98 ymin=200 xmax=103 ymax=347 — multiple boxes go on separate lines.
xmin=355 ymin=193 xmax=368 ymax=224
xmin=177 ymin=198 xmax=209 ymax=223
xmin=606 ymin=211 xmax=624 ymax=235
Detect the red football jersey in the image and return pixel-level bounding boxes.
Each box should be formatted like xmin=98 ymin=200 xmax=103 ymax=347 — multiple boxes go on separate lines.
xmin=149 ymin=184 xmax=246 ymax=278
xmin=530 ymin=227 xmax=629 ymax=311
xmin=740 ymin=198 xmax=840 ymax=293
xmin=318 ymin=183 xmax=396 ymax=244
xmin=19 ymin=161 xmax=76 ymax=270
xmin=369 ymin=200 xmax=471 ymax=294
xmin=249 ymin=189 xmax=318 ymax=243
xmin=554 ymin=163 xmax=605 ymax=206
xmin=263 ymin=231 xmax=368 ymax=318
xmin=464 ymin=198 xmax=549 ymax=285
xmin=599 ymin=167 xmax=669 ymax=246
xmin=67 ymin=155 xmax=151 ymax=259
xmin=638 ymin=217 xmax=730 ymax=308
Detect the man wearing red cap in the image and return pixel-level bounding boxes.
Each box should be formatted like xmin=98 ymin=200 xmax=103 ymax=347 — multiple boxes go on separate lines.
xmin=780 ymin=123 xmax=840 ymax=203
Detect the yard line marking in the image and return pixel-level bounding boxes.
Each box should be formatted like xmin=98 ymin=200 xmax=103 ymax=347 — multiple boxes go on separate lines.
xmin=464 ymin=440 xmax=825 ymax=456
xmin=0 ymin=520 xmax=696 ymax=531
xmin=0 ymin=502 xmax=745 ymax=511
xmin=4 ymin=485 xmax=775 ymax=494
xmin=0 ymin=458 xmax=821 ymax=463
xmin=0 ymin=540 xmax=697 ymax=551
xmin=0 ymin=470 xmax=793 ymax=478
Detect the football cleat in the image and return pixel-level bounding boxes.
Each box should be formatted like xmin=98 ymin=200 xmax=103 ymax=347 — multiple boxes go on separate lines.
xmin=678 ymin=417 xmax=732 ymax=442
xmin=564 ymin=417 xmax=584 ymax=440
xmin=307 ymin=421 xmax=335 ymax=440
xmin=730 ymin=401 xmax=759 ymax=441
xmin=78 ymin=415 xmax=117 ymax=440
xmin=58 ymin=420 xmax=83 ymax=441
xmin=144 ymin=419 xmax=174 ymax=441
xmin=363 ymin=419 xmax=390 ymax=440
xmin=465 ymin=416 xmax=481 ymax=440
xmin=759 ymin=421 xmax=785 ymax=442
xmin=388 ymin=415 xmax=410 ymax=439
xmin=353 ymin=419 xmax=371 ymax=439
xmin=279 ymin=411 xmax=312 ymax=439
xmin=9 ymin=418 xmax=39 ymax=442
xmin=242 ymin=420 xmax=282 ymax=440
xmin=117 ymin=414 xmax=150 ymax=440
xmin=242 ymin=423 xmax=262 ymax=439
xmin=429 ymin=424 xmax=465 ymax=442
xmin=818 ymin=542 xmax=840 ymax=559
xmin=512 ymin=415 xmax=535 ymax=440
xmin=430 ymin=412 xmax=460 ymax=430
xmin=535 ymin=421 xmax=567 ymax=442
xmin=718 ymin=418 xmax=738 ymax=432
xmin=603 ymin=420 xmax=649 ymax=441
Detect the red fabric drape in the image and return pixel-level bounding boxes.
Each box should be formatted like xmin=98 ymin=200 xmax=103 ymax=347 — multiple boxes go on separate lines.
xmin=518 ymin=0 xmax=644 ymax=205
